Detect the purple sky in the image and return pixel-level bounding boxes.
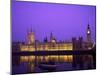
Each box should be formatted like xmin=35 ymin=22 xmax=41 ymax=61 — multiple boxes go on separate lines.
xmin=12 ymin=1 xmax=96 ymax=42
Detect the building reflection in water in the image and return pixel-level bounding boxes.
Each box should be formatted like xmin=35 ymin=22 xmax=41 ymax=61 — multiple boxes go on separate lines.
xmin=20 ymin=55 xmax=73 ymax=63
xmin=19 ymin=55 xmax=73 ymax=72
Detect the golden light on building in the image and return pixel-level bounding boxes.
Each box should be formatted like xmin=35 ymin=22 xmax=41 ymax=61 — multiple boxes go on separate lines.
xmin=19 ymin=25 xmax=93 ymax=63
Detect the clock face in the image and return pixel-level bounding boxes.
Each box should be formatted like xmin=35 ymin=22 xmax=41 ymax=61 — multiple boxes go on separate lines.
xmin=87 ymin=30 xmax=90 ymax=34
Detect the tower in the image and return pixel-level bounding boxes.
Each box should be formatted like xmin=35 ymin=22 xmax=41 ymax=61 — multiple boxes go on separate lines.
xmin=27 ymin=28 xmax=35 ymax=44
xmin=78 ymin=37 xmax=83 ymax=49
xmin=50 ymin=32 xmax=56 ymax=43
xmin=86 ymin=24 xmax=93 ymax=49
xmin=86 ymin=24 xmax=91 ymax=43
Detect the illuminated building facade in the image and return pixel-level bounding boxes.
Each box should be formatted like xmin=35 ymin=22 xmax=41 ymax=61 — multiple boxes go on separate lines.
xmin=19 ymin=25 xmax=94 ymax=63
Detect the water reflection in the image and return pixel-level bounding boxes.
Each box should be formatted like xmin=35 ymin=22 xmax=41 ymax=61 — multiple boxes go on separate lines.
xmin=20 ymin=55 xmax=73 ymax=63
xmin=12 ymin=55 xmax=95 ymax=74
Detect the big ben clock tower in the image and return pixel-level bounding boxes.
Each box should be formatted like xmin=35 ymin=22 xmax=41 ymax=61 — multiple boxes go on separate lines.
xmin=86 ymin=24 xmax=93 ymax=49
xmin=87 ymin=24 xmax=91 ymax=43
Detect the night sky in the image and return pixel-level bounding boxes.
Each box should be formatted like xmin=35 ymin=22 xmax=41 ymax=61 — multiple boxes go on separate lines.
xmin=12 ymin=1 xmax=96 ymax=43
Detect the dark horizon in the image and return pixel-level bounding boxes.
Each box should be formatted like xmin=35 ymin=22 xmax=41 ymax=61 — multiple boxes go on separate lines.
xmin=12 ymin=1 xmax=96 ymax=43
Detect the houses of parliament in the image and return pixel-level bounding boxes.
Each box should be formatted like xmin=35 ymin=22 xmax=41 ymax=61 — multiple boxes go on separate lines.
xmin=17 ymin=24 xmax=94 ymax=63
